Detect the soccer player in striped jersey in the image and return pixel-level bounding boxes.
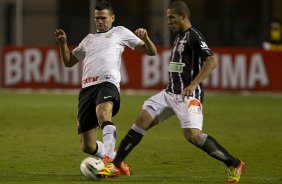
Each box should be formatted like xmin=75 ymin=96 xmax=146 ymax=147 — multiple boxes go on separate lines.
xmin=99 ymin=0 xmax=245 ymax=182
xmin=54 ymin=0 xmax=157 ymax=176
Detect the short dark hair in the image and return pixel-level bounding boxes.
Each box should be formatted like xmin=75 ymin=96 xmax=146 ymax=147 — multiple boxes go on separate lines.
xmin=168 ymin=0 xmax=190 ymax=18
xmin=95 ymin=0 xmax=114 ymax=15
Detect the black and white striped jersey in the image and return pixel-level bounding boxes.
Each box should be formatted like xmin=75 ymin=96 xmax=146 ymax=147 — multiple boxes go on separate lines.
xmin=166 ymin=27 xmax=213 ymax=102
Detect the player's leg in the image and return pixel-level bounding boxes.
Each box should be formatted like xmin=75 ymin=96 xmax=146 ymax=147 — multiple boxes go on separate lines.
xmin=113 ymin=90 xmax=174 ymax=172
xmin=77 ymin=86 xmax=105 ymax=158
xmin=183 ymin=128 xmax=245 ymax=182
xmin=113 ymin=109 xmax=154 ymax=168
xmin=98 ymin=90 xmax=174 ymax=177
xmin=97 ymin=108 xmax=154 ymax=177
xmin=175 ymin=97 xmax=245 ymax=182
xmin=183 ymin=128 xmax=241 ymax=167
xmin=95 ymin=82 xmax=121 ymax=160
xmin=174 ymin=96 xmax=240 ymax=166
xmin=79 ymin=128 xmax=105 ymax=157
xmin=96 ymin=101 xmax=116 ymax=160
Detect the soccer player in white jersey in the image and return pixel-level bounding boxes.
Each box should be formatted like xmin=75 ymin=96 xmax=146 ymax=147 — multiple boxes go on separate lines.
xmin=99 ymin=0 xmax=246 ymax=182
xmin=54 ymin=0 xmax=157 ymax=176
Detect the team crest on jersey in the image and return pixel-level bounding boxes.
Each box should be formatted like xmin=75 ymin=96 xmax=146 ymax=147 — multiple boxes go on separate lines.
xmin=177 ymin=44 xmax=185 ymax=52
xmin=105 ymin=33 xmax=112 ymax=38
xmin=168 ymin=62 xmax=186 ymax=73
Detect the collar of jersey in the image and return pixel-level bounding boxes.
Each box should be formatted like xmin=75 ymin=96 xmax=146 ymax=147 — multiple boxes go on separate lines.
xmin=96 ymin=26 xmax=113 ymax=34
xmin=179 ymin=26 xmax=193 ymax=36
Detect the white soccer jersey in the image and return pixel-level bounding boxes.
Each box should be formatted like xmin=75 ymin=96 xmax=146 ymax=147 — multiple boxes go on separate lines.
xmin=72 ymin=26 xmax=142 ymax=89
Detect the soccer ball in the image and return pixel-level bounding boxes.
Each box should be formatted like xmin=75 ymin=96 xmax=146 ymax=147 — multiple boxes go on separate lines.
xmin=80 ymin=157 xmax=105 ymax=181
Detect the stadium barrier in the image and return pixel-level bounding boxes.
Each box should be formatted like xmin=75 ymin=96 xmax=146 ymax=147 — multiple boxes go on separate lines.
xmin=1 ymin=47 xmax=281 ymax=92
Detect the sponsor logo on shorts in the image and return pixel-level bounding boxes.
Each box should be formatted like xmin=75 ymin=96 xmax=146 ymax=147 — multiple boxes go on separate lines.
xmin=187 ymin=99 xmax=202 ymax=114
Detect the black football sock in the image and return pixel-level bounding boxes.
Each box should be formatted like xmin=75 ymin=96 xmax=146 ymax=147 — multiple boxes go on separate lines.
xmin=113 ymin=128 xmax=144 ymax=167
xmin=199 ymin=135 xmax=240 ymax=167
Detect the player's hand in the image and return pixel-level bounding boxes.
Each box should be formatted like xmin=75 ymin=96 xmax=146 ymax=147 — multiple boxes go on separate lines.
xmin=135 ymin=28 xmax=148 ymax=40
xmin=54 ymin=29 xmax=67 ymax=46
xmin=181 ymin=83 xmax=197 ymax=100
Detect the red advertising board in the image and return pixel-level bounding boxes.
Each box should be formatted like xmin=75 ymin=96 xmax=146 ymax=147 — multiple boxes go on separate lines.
xmin=204 ymin=48 xmax=281 ymax=92
xmin=1 ymin=47 xmax=282 ymax=92
xmin=1 ymin=47 xmax=82 ymax=89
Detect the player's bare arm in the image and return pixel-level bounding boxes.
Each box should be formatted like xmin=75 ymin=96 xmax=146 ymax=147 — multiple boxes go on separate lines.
xmin=134 ymin=28 xmax=157 ymax=56
xmin=181 ymin=56 xmax=217 ymax=99
xmin=54 ymin=29 xmax=79 ymax=67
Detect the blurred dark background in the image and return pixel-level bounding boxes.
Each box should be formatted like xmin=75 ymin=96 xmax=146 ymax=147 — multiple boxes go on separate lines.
xmin=0 ymin=0 xmax=281 ymax=47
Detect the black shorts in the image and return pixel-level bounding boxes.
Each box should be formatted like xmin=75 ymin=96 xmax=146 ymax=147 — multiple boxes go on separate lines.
xmin=77 ymin=82 xmax=120 ymax=134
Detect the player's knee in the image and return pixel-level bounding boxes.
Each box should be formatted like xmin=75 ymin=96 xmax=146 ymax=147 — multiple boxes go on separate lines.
xmin=185 ymin=135 xmax=198 ymax=145
xmin=96 ymin=109 xmax=111 ymax=123
xmin=96 ymin=102 xmax=113 ymax=123
xmin=137 ymin=110 xmax=154 ymax=129
xmin=135 ymin=113 xmax=153 ymax=130
xmin=183 ymin=128 xmax=201 ymax=146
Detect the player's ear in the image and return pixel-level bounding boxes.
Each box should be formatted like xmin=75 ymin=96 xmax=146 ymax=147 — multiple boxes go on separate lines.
xmin=111 ymin=14 xmax=115 ymax=22
xmin=180 ymin=15 xmax=186 ymax=22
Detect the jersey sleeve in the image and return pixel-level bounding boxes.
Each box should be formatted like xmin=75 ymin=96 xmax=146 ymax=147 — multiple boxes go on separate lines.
xmin=119 ymin=26 xmax=142 ymax=49
xmin=189 ymin=29 xmax=213 ymax=59
xmin=72 ymin=35 xmax=89 ymax=61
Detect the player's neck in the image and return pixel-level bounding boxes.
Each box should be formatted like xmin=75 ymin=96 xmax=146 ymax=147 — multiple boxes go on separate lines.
xmin=180 ymin=19 xmax=191 ymax=32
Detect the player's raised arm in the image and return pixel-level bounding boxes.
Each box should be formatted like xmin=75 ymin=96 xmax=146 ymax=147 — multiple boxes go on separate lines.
xmin=134 ymin=28 xmax=157 ymax=56
xmin=54 ymin=29 xmax=79 ymax=67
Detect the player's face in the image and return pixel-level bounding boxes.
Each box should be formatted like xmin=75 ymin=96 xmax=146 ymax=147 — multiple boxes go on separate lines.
xmin=94 ymin=9 xmax=115 ymax=32
xmin=167 ymin=9 xmax=185 ymax=33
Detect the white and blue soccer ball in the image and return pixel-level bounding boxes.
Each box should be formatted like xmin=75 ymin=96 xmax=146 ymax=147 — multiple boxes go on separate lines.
xmin=80 ymin=157 xmax=105 ymax=181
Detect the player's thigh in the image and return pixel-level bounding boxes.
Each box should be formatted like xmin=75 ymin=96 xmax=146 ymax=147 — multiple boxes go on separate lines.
xmin=142 ymin=90 xmax=174 ymax=126
xmin=80 ymin=128 xmax=99 ymax=149
xmin=96 ymin=82 xmax=120 ymax=117
xmin=77 ymin=86 xmax=99 ymax=134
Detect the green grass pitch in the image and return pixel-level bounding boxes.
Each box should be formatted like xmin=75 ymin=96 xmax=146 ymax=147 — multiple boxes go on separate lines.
xmin=0 ymin=91 xmax=282 ymax=184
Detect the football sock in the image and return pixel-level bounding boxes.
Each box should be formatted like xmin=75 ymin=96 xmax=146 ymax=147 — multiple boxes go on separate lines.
xmin=101 ymin=121 xmax=116 ymax=159
xmin=199 ymin=134 xmax=240 ymax=167
xmin=90 ymin=141 xmax=105 ymax=158
xmin=93 ymin=140 xmax=105 ymax=158
xmin=113 ymin=124 xmax=145 ymax=167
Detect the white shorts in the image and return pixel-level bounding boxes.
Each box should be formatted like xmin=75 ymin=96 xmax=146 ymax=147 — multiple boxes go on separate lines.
xmin=143 ymin=90 xmax=203 ymax=129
